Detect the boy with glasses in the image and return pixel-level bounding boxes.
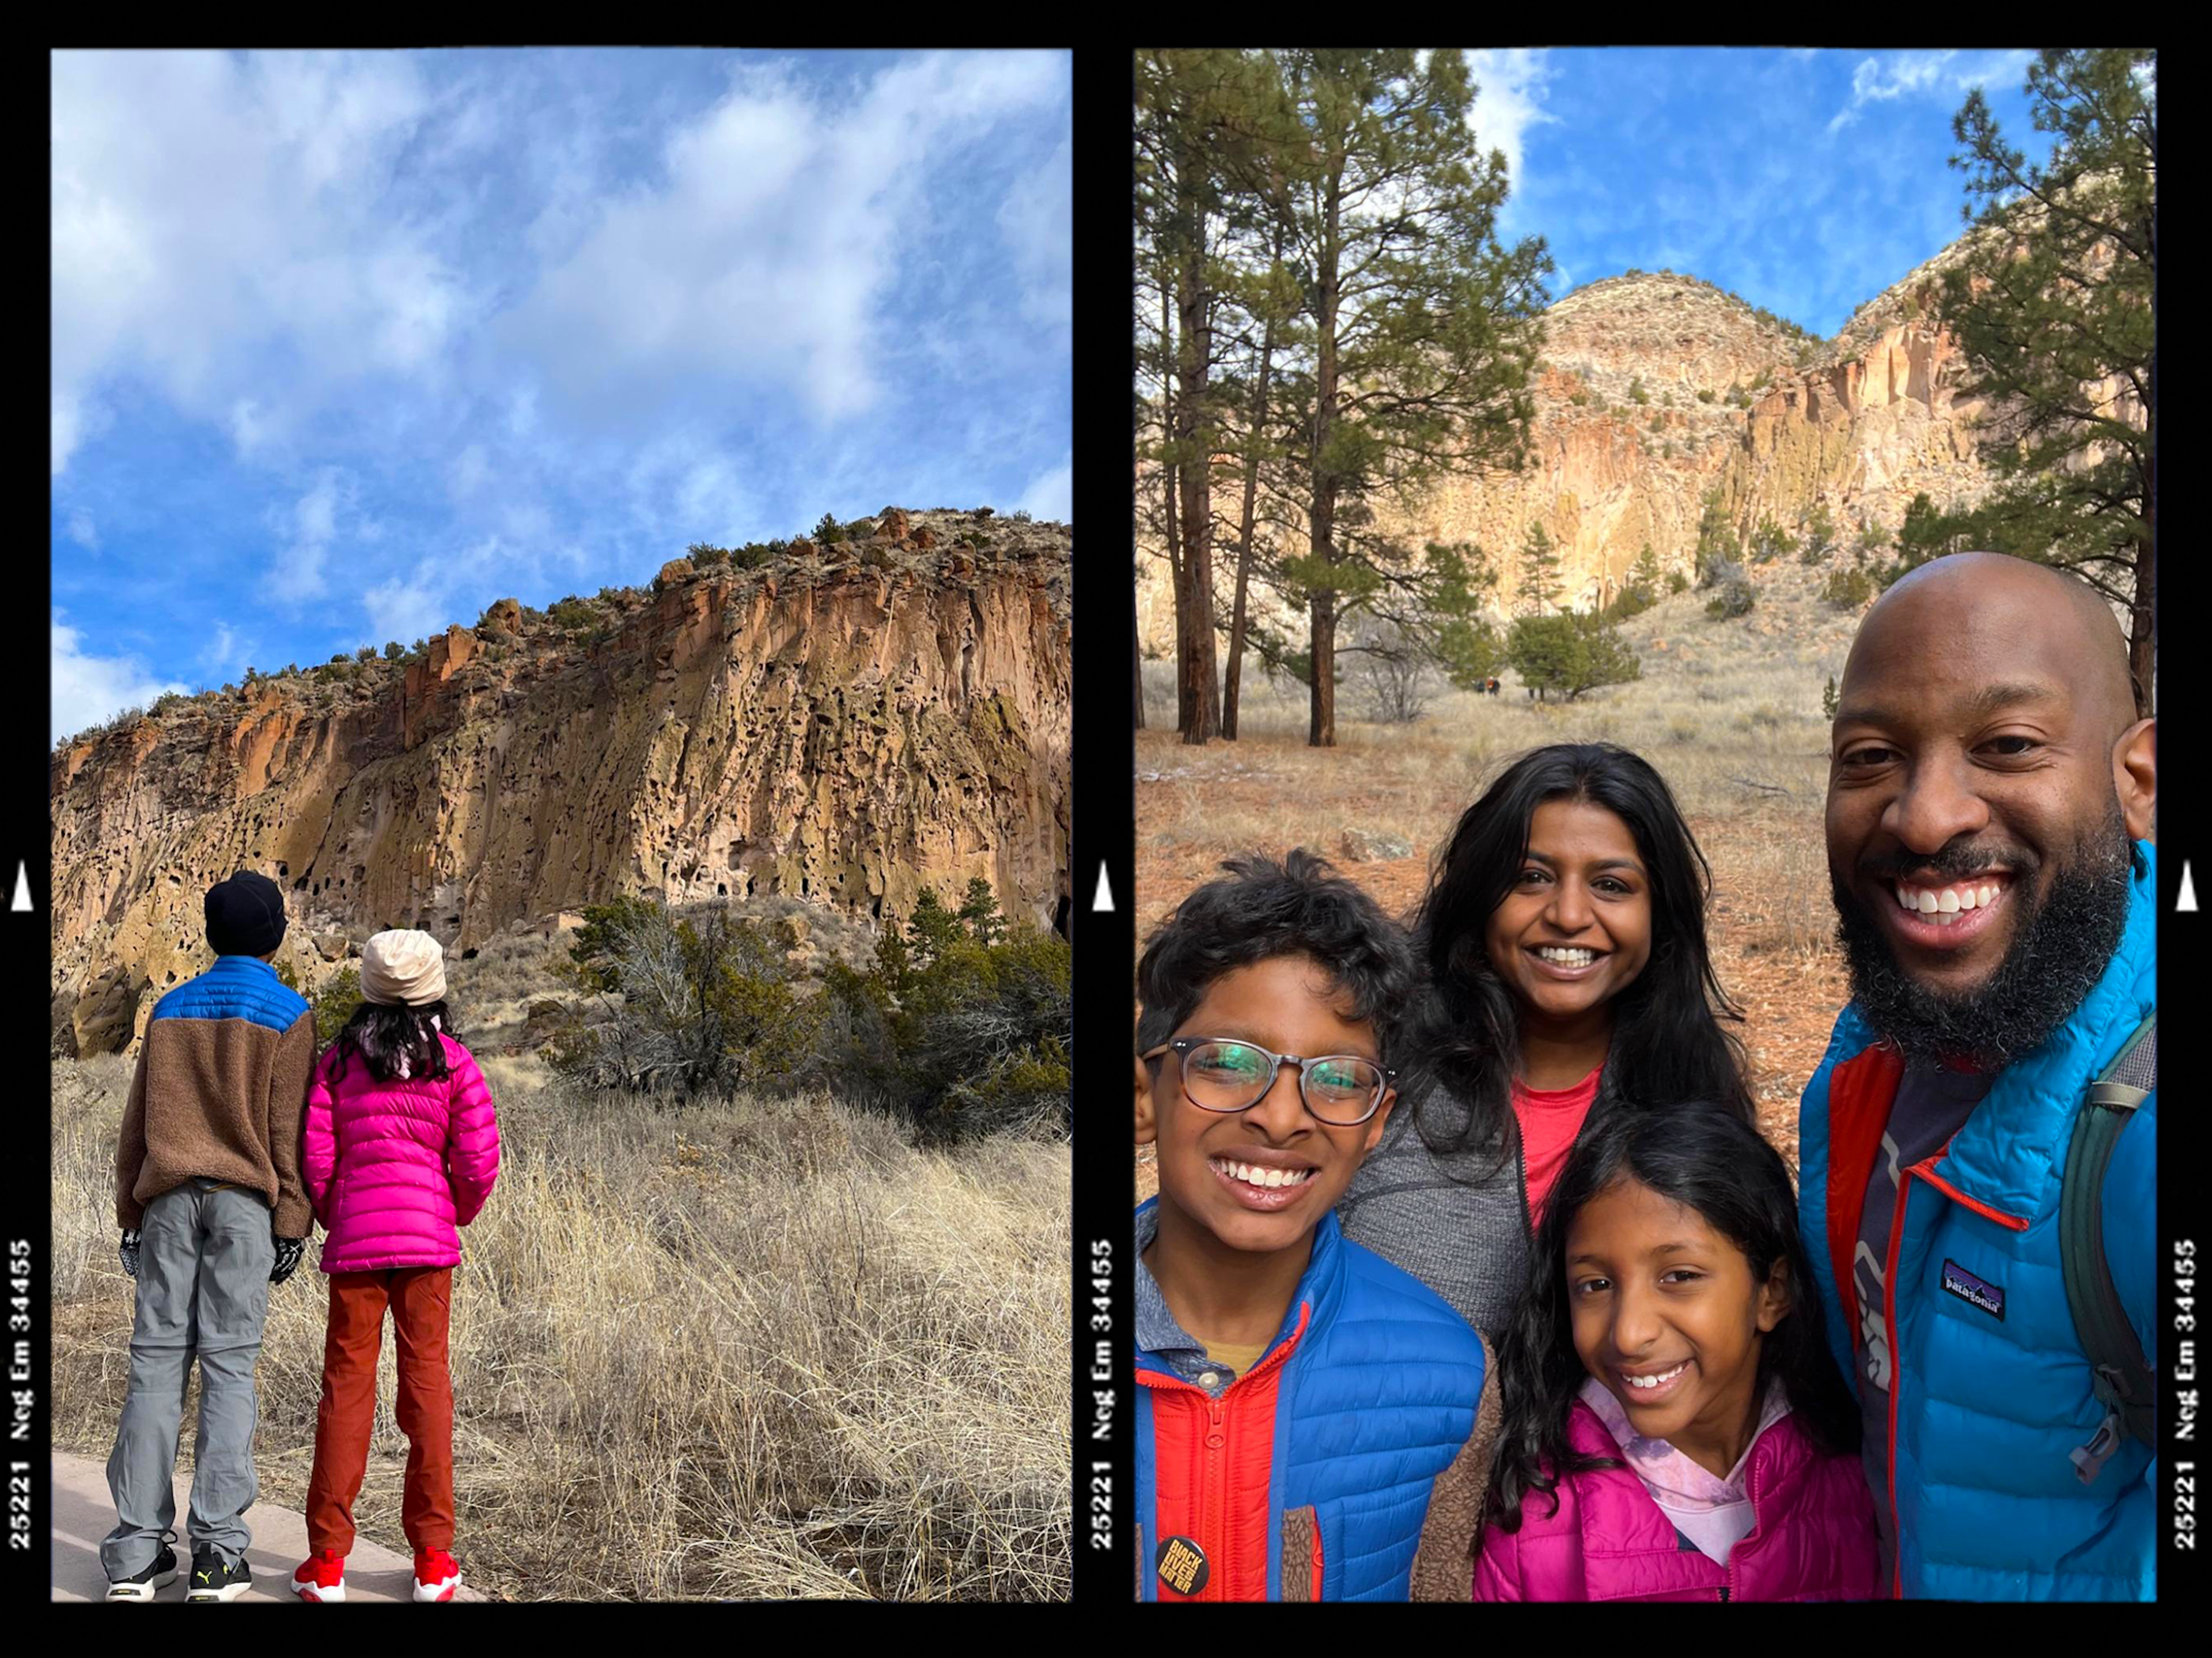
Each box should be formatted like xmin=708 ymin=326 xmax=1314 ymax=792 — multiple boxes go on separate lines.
xmin=1133 ymin=850 xmax=1499 ymax=1601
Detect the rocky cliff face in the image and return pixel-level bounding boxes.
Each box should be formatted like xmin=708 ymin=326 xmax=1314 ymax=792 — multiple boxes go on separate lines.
xmin=1137 ymin=232 xmax=2001 ymax=645
xmin=52 ymin=509 xmax=1070 ymax=1055
xmin=1381 ymin=255 xmax=1999 ymax=612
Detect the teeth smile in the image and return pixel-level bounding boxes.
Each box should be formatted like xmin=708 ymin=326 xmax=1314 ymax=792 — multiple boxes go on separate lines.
xmin=1211 ymin=1159 xmax=1314 ymax=1190
xmin=1623 ymin=1360 xmax=1688 ymax=1390
xmin=1894 ymin=879 xmax=2000 ymax=923
xmin=1536 ymin=947 xmax=1597 ymax=966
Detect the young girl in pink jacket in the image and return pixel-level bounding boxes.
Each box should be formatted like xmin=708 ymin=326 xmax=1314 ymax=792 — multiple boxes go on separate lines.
xmin=1474 ymin=1101 xmax=1878 ymax=1602
xmin=290 ymin=930 xmax=499 ymax=1604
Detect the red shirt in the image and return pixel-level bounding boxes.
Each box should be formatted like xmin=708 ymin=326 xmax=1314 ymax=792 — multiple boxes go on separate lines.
xmin=1511 ymin=1065 xmax=1602 ymax=1229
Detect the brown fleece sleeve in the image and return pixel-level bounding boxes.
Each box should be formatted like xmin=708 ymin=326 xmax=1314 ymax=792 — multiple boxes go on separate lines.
xmin=116 ymin=1044 xmax=151 ymax=1231
xmin=1409 ymin=1329 xmax=1505 ymax=1602
xmin=265 ymin=1013 xmax=317 ymax=1237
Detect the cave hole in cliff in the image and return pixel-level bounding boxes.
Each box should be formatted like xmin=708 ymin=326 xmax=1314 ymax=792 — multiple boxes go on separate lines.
xmin=717 ymin=883 xmax=726 ymax=895
xmin=871 ymin=896 xmax=883 ymax=921
xmin=463 ymin=948 xmax=479 ymax=960
xmin=1054 ymin=894 xmax=1071 ymax=941
xmin=276 ymin=862 xmax=288 ymax=877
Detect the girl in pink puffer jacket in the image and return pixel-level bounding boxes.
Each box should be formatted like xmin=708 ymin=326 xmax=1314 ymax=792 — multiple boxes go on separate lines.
xmin=1474 ymin=1102 xmax=1878 ymax=1602
xmin=293 ymin=930 xmax=499 ymax=1605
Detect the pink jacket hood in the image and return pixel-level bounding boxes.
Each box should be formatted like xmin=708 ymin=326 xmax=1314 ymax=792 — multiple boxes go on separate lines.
xmin=1473 ymin=1394 xmax=1880 ymax=1602
xmin=303 ymin=1032 xmax=501 ymax=1274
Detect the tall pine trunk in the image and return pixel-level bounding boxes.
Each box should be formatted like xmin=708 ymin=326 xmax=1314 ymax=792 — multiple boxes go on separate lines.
xmin=1132 ymin=586 xmax=1146 ymax=729
xmin=1222 ymin=218 xmax=1283 ymax=743
xmin=1175 ymin=169 xmax=1219 ymax=745
xmin=1306 ymin=173 xmax=1342 ymax=749
xmin=1160 ymin=277 xmax=1190 ymax=736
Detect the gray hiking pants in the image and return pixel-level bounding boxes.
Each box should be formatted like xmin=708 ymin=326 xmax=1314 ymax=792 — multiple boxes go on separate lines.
xmin=101 ymin=1180 xmax=275 ymax=1577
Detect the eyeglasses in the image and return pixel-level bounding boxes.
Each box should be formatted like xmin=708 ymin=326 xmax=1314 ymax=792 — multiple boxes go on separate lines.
xmin=1141 ymin=1037 xmax=1396 ymax=1126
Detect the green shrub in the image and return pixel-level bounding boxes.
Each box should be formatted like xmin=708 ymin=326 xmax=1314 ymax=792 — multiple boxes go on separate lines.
xmin=815 ymin=512 xmax=847 ymax=546
xmin=1696 ymin=388 xmax=1716 ymax=404
xmin=1822 ymin=674 xmax=1840 ymax=721
xmin=1668 ymin=571 xmax=1690 ymax=595
xmin=1570 ymin=390 xmax=1589 ymax=407
xmin=1821 ymin=566 xmax=1874 ymax=610
xmin=547 ymin=597 xmax=597 ymax=631
xmin=1705 ymin=578 xmax=1755 ymax=620
xmin=1630 ymin=376 xmax=1649 ymax=405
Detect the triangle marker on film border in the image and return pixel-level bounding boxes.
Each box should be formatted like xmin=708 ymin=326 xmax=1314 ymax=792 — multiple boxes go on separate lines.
xmin=2179 ymin=860 xmax=2198 ymax=914
xmin=10 ymin=861 xmax=28 ymax=913
xmin=1093 ymin=863 xmax=1115 ymax=913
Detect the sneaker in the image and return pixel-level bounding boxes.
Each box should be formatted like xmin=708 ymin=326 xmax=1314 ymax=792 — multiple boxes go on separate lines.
xmin=185 ymin=1547 xmax=253 ymax=1602
xmin=106 ymin=1530 xmax=180 ymax=1601
xmin=412 ymin=1546 xmax=461 ymax=1602
xmin=291 ymin=1547 xmax=347 ymax=1603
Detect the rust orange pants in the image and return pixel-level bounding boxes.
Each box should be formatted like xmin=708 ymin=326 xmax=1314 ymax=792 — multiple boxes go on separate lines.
xmin=304 ymin=1267 xmax=455 ymax=1556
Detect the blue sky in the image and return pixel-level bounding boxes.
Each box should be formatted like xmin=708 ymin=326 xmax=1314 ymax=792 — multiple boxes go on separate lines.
xmin=1461 ymin=47 xmax=2040 ymax=333
xmin=51 ymin=49 xmax=1071 ymax=745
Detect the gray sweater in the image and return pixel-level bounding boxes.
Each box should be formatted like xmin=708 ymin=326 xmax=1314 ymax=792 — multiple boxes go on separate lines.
xmin=1336 ymin=1084 xmax=1533 ymax=1337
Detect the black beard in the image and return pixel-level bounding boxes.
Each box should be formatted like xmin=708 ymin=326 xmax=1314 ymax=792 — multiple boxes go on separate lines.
xmin=1832 ymin=806 xmax=2135 ymax=1069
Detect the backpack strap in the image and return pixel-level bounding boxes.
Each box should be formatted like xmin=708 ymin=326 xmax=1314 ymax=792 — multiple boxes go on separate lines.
xmin=2061 ymin=1012 xmax=2156 ymax=1481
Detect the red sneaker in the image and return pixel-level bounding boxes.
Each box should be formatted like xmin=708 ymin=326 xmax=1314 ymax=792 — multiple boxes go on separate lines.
xmin=291 ymin=1547 xmax=347 ymax=1603
xmin=412 ymin=1547 xmax=462 ymax=1602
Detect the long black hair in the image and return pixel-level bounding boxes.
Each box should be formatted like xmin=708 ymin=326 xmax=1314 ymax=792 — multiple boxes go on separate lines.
xmin=327 ymin=997 xmax=454 ymax=1085
xmin=1398 ymin=743 xmax=1751 ymax=1166
xmin=1487 ymin=1100 xmax=1860 ymax=1532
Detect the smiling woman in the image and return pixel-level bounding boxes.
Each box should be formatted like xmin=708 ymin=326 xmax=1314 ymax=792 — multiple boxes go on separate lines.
xmin=1338 ymin=743 xmax=1753 ymax=1333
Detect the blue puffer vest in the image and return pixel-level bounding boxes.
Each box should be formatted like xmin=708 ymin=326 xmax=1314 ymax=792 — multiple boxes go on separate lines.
xmin=151 ymin=953 xmax=309 ymax=1033
xmin=1799 ymin=842 xmax=2156 ymax=1600
xmin=1134 ymin=1201 xmax=1487 ymax=1600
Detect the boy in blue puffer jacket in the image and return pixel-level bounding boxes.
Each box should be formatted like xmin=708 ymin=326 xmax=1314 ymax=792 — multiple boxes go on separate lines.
xmin=1133 ymin=850 xmax=1498 ymax=1602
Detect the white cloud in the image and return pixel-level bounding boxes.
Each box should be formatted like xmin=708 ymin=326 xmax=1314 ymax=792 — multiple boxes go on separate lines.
xmin=997 ymin=130 xmax=1071 ymax=332
xmin=198 ymin=622 xmax=252 ymax=676
xmin=66 ymin=509 xmax=100 ymax=551
xmin=1016 ymin=456 xmax=1071 ymax=523
xmin=51 ymin=609 xmax=187 ymax=745
xmin=1461 ymin=50 xmax=1559 ymax=194
xmin=51 ymin=50 xmax=472 ymax=478
xmin=499 ymin=51 xmax=1062 ymax=427
xmin=362 ymin=570 xmax=449 ymax=646
xmin=1827 ymin=50 xmax=2035 ymax=135
xmin=267 ymin=467 xmax=354 ymax=605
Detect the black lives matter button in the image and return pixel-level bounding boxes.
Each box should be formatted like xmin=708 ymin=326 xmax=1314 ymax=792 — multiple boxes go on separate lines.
xmin=1156 ymin=1534 xmax=1209 ymax=1596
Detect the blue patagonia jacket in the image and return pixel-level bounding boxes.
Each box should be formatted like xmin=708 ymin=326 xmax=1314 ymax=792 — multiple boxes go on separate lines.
xmin=1134 ymin=1199 xmax=1496 ymax=1601
xmin=1798 ymin=842 xmax=2156 ymax=1600
xmin=116 ymin=954 xmax=318 ymax=1237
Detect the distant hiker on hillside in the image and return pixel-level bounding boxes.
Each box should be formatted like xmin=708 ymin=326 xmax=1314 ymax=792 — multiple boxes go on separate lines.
xmin=1803 ymin=552 xmax=2156 ymax=1599
xmin=104 ymin=869 xmax=316 ymax=1603
xmin=292 ymin=930 xmax=499 ymax=1604
xmin=1339 ymin=744 xmax=1754 ymax=1332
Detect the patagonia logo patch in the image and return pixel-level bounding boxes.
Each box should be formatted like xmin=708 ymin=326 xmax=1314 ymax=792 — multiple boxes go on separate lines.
xmin=1941 ymin=1259 xmax=2005 ymax=1320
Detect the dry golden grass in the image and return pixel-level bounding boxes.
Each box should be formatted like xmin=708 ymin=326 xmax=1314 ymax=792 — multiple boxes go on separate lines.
xmin=53 ymin=1054 xmax=1070 ymax=1600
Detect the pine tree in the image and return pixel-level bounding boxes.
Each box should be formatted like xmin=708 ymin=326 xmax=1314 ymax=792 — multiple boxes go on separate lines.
xmin=1267 ymin=48 xmax=1551 ymax=747
xmin=1939 ymin=48 xmax=2154 ymax=713
xmin=1694 ymin=489 xmax=1738 ymax=585
xmin=1515 ymin=520 xmax=1563 ymax=616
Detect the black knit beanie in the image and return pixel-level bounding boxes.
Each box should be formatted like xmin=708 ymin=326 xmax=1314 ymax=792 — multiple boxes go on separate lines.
xmin=204 ymin=870 xmax=287 ymax=957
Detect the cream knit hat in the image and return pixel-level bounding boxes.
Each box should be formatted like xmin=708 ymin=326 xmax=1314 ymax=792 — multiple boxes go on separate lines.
xmin=360 ymin=929 xmax=447 ymax=1007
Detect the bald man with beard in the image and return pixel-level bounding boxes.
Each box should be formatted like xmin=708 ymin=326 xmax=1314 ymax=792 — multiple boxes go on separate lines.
xmin=1798 ymin=552 xmax=2156 ymax=1601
